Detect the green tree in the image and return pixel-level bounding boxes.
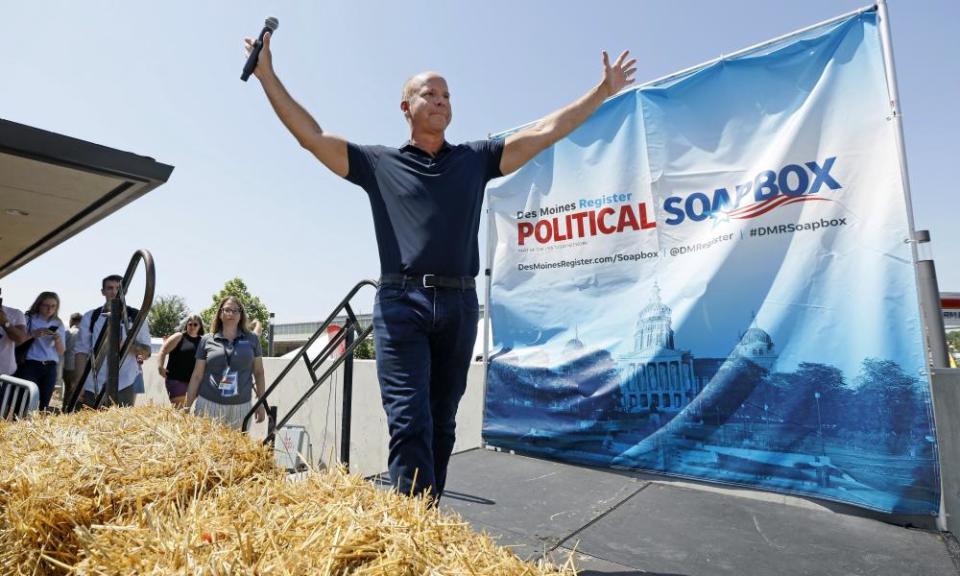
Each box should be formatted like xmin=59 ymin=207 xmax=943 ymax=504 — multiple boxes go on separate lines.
xmin=201 ymin=278 xmax=270 ymax=349
xmin=353 ymin=327 xmax=375 ymax=360
xmin=148 ymin=294 xmax=189 ymax=338
xmin=946 ymin=330 xmax=960 ymax=354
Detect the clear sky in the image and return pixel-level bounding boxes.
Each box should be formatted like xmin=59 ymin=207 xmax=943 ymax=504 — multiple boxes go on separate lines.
xmin=2 ymin=0 xmax=957 ymax=325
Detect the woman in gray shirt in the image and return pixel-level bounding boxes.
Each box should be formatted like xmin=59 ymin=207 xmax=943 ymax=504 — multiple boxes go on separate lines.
xmin=185 ymin=297 xmax=265 ymax=429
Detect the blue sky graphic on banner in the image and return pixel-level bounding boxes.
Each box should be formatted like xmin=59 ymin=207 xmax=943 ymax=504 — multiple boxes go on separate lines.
xmin=484 ymin=8 xmax=939 ymax=515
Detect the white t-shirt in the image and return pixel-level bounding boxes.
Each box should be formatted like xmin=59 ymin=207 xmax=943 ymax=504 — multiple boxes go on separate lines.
xmin=75 ymin=306 xmax=151 ymax=393
xmin=0 ymin=305 xmax=27 ymax=375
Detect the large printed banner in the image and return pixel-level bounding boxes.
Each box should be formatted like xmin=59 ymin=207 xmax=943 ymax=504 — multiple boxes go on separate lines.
xmin=484 ymin=9 xmax=940 ymax=515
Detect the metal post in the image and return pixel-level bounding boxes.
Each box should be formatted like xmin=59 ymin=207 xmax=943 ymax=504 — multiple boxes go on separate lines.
xmin=876 ymin=1 xmax=949 ymax=532
xmin=480 ymin=205 xmax=495 ymax=450
xmin=107 ymin=297 xmax=121 ymax=405
xmin=875 ymin=2 xmax=935 ymax=360
xmin=267 ymin=312 xmax=276 ymax=357
xmin=340 ymin=327 xmax=355 ymax=471
xmin=267 ymin=405 xmax=278 ymax=443
xmin=915 ymin=230 xmax=950 ymax=368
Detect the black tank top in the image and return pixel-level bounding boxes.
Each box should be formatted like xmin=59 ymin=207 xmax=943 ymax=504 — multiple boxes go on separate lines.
xmin=166 ymin=334 xmax=200 ymax=382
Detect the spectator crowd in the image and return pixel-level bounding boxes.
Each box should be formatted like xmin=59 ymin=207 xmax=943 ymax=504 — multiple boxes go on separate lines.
xmin=0 ymin=275 xmax=265 ymax=429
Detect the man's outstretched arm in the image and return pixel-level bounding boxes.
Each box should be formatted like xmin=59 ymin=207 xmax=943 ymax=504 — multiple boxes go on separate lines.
xmin=500 ymin=50 xmax=637 ymax=176
xmin=246 ymin=32 xmax=349 ymax=177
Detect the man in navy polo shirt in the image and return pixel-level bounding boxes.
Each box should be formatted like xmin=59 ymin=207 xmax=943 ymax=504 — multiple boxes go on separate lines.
xmin=246 ymin=32 xmax=635 ymax=500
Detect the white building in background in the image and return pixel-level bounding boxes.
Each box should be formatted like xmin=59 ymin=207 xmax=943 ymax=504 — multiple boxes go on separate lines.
xmin=943 ymin=292 xmax=960 ymax=332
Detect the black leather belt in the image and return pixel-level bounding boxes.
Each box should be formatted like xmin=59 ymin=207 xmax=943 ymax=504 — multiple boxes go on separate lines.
xmin=380 ymin=273 xmax=476 ymax=290
xmin=25 ymin=359 xmax=57 ymax=366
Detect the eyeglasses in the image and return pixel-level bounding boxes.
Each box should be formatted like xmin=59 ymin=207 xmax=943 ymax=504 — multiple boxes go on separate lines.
xmin=221 ymin=308 xmax=241 ymax=315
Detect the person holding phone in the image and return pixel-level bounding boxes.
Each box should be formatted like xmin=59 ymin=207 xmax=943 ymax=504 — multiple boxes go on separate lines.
xmin=15 ymin=291 xmax=66 ymax=410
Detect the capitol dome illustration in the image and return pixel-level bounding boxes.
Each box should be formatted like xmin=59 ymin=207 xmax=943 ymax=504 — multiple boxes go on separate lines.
xmin=733 ymin=313 xmax=778 ymax=370
xmin=619 ymin=283 xmax=696 ymax=414
xmin=617 ymin=287 xmax=780 ymax=415
xmin=634 ymin=283 xmax=675 ymax=351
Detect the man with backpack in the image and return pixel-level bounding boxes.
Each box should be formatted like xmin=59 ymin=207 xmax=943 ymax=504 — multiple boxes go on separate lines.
xmin=72 ymin=275 xmax=151 ymax=407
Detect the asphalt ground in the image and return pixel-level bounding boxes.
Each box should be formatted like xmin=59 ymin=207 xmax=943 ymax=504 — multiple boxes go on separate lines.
xmin=439 ymin=448 xmax=959 ymax=576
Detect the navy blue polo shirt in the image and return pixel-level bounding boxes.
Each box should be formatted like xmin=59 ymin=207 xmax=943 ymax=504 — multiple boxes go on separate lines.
xmin=345 ymin=139 xmax=504 ymax=277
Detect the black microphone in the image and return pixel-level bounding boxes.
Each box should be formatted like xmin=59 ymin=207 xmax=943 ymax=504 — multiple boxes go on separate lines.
xmin=241 ymin=17 xmax=279 ymax=82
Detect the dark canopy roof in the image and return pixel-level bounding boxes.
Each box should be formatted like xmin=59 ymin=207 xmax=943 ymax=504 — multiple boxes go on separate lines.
xmin=0 ymin=119 xmax=174 ymax=279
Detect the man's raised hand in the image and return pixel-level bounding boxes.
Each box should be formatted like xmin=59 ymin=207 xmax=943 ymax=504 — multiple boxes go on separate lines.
xmin=601 ymin=50 xmax=637 ymax=98
xmin=243 ymin=31 xmax=274 ymax=80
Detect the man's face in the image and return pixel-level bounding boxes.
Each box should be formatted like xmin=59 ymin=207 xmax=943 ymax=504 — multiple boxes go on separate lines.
xmin=403 ymin=75 xmax=451 ymax=133
xmin=101 ymin=280 xmax=121 ymax=302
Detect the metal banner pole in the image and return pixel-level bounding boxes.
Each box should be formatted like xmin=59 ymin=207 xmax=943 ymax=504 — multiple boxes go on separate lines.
xmin=876 ymin=0 xmax=950 ymax=533
xmin=480 ymin=203 xmax=495 ymax=447
xmin=875 ymin=1 xmax=949 ymax=367
xmin=915 ymin=231 xmax=950 ymax=368
xmin=483 ymin=206 xmax=493 ymax=366
xmin=876 ymin=0 xmax=918 ymax=232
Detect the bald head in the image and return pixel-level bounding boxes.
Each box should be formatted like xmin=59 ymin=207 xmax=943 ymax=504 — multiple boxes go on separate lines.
xmin=400 ymin=71 xmax=452 ymax=133
xmin=401 ymin=71 xmax=445 ymax=104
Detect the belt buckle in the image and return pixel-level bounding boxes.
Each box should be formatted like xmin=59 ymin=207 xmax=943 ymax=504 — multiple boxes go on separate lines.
xmin=422 ymin=274 xmax=436 ymax=288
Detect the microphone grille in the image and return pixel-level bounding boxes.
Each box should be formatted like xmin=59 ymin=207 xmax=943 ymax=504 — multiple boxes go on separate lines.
xmin=265 ymin=17 xmax=279 ymax=31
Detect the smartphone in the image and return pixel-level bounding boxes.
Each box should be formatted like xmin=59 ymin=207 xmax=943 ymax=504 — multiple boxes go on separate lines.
xmin=46 ymin=326 xmax=58 ymax=334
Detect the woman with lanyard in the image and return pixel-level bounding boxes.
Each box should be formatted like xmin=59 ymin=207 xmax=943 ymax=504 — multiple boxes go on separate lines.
xmin=15 ymin=291 xmax=66 ymax=410
xmin=185 ymin=297 xmax=265 ymax=429
xmin=157 ymin=314 xmax=205 ymax=408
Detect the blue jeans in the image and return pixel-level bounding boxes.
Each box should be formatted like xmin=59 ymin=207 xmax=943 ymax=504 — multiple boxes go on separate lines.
xmin=373 ymin=282 xmax=478 ymax=500
xmin=15 ymin=360 xmax=58 ymax=410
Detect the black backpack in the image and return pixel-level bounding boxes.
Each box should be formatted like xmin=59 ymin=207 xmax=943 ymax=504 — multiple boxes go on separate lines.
xmin=88 ymin=306 xmax=140 ymax=333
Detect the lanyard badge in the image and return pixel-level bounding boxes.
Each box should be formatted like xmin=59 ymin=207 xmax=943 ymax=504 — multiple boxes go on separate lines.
xmin=213 ymin=338 xmax=240 ymax=397
xmin=218 ymin=368 xmax=239 ymax=397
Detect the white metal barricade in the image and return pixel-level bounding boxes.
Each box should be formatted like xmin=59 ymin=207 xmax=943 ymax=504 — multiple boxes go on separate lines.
xmin=274 ymin=425 xmax=313 ymax=472
xmin=0 ymin=374 xmax=40 ymax=420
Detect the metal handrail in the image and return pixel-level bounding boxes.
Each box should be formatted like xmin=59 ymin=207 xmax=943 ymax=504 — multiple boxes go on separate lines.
xmin=242 ymin=280 xmax=376 ymax=468
xmin=0 ymin=374 xmax=40 ymax=420
xmin=64 ymin=249 xmax=155 ymax=412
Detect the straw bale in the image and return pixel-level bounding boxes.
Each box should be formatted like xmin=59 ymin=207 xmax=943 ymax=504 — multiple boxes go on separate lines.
xmin=73 ymin=470 xmax=574 ymax=575
xmin=0 ymin=406 xmax=573 ymax=575
xmin=0 ymin=406 xmax=274 ymax=575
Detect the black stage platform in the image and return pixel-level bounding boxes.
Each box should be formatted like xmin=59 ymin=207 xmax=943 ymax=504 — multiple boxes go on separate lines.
xmin=438 ymin=448 xmax=959 ymax=575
